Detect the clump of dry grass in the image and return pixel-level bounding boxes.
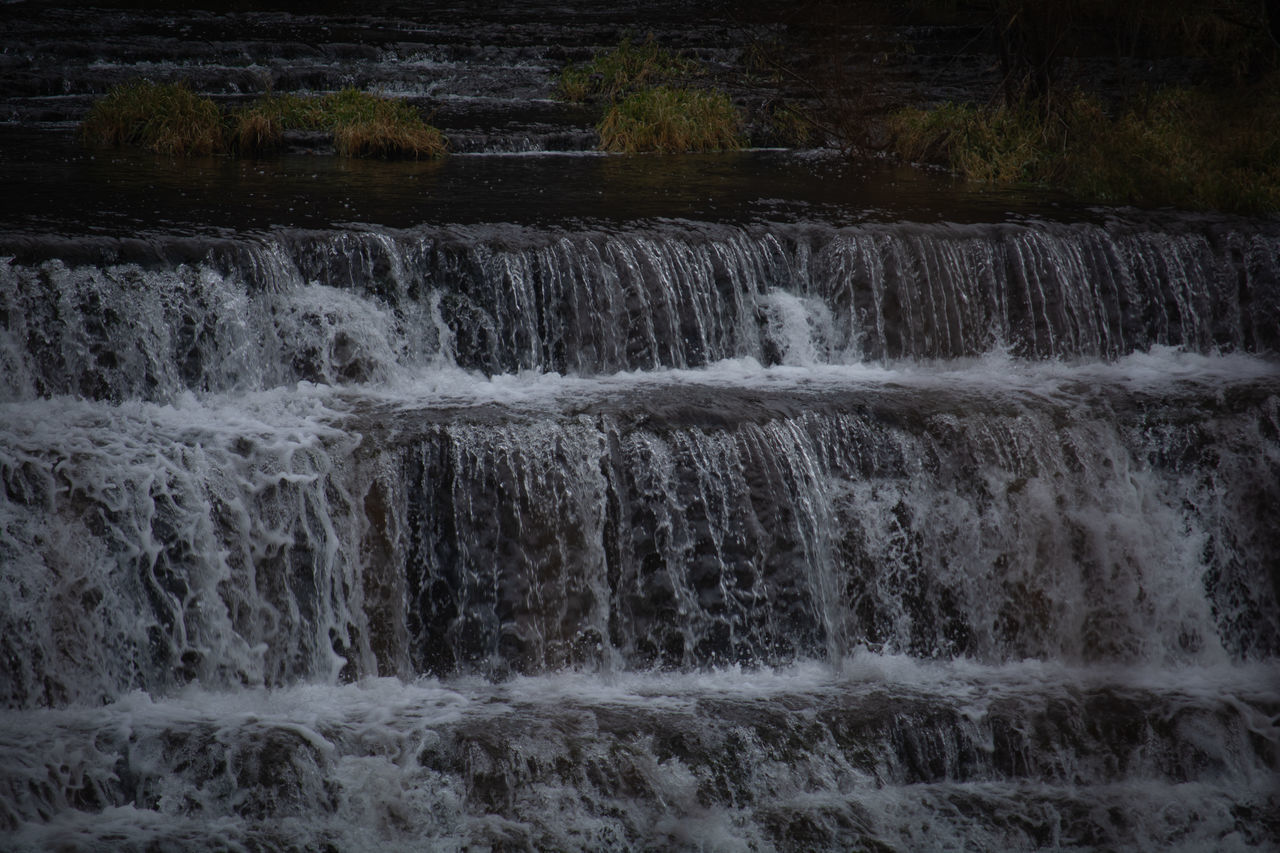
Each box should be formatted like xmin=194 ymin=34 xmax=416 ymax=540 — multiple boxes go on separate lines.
xmin=333 ymin=115 xmax=446 ymax=158
xmin=319 ymin=89 xmax=447 ymax=158
xmin=231 ymin=110 xmax=282 ymax=153
xmin=231 ymin=92 xmax=322 ymax=153
xmin=889 ymin=80 xmax=1280 ymax=212
xmin=80 ymin=81 xmax=224 ymax=156
xmin=598 ymin=86 xmax=744 ymax=153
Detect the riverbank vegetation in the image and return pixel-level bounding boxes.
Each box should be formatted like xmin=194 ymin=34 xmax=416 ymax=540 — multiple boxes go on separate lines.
xmin=882 ymin=0 xmax=1280 ymax=212
xmin=81 ymin=83 xmax=446 ymax=158
xmin=560 ymin=38 xmax=744 ymax=153
xmin=890 ymin=81 xmax=1280 ymax=211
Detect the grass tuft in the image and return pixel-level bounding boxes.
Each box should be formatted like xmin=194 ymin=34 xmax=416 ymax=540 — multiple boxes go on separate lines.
xmin=558 ymin=37 xmax=745 ymax=154
xmin=333 ymin=114 xmax=446 ymax=158
xmin=890 ymin=101 xmax=1051 ymax=184
xmin=231 ymin=110 xmax=282 ymax=154
xmin=598 ymin=87 xmax=744 ymax=153
xmin=560 ymin=37 xmax=700 ymax=103
xmin=80 ymin=81 xmax=224 ymax=156
xmin=84 ymin=84 xmax=447 ymax=159
xmin=234 ymin=93 xmax=325 ymax=153
xmin=240 ymin=89 xmax=446 ymax=158
xmin=889 ymin=81 xmax=1280 ymax=212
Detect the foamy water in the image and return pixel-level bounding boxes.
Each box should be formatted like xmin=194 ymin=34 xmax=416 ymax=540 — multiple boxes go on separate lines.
xmin=3 ymin=214 xmax=1279 ymax=849
xmin=4 ymin=654 xmax=1277 ymax=852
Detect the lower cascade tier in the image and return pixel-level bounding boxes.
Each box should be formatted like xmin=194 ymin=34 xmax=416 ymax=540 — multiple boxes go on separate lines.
xmin=3 ymin=660 xmax=1278 ymax=851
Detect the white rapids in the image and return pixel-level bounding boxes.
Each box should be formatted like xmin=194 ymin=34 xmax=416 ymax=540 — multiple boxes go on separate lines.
xmin=2 ymin=217 xmax=1279 ymax=850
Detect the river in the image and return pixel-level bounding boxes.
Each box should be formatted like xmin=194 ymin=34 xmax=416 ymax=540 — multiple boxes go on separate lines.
xmin=2 ymin=2 xmax=1278 ymax=850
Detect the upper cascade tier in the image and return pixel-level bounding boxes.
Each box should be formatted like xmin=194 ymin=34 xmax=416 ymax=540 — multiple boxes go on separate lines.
xmin=3 ymin=218 xmax=1278 ymax=402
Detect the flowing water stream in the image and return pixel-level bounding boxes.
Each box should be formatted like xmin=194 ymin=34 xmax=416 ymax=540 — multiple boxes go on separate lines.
xmin=2 ymin=2 xmax=1279 ymax=851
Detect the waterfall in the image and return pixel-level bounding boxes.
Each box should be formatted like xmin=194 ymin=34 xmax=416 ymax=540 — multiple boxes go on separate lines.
xmin=6 ymin=0 xmax=1279 ymax=843
xmin=2 ymin=209 xmax=1278 ymax=849
xmin=4 ymin=220 xmax=1277 ymax=402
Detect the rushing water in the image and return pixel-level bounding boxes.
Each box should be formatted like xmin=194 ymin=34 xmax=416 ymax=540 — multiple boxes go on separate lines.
xmin=3 ymin=2 xmax=1280 ymax=850
xmin=3 ymin=209 xmax=1279 ymax=850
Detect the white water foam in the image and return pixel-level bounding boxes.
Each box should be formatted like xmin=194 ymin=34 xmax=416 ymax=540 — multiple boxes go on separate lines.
xmin=3 ymin=656 xmax=1276 ymax=851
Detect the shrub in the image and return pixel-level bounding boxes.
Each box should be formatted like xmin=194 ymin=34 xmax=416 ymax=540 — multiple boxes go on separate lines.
xmin=889 ymin=101 xmax=1055 ymax=185
xmin=598 ymin=86 xmax=744 ymax=153
xmin=1078 ymin=85 xmax=1280 ymax=211
xmin=80 ymin=81 xmax=224 ymax=156
xmin=888 ymin=81 xmax=1280 ymax=212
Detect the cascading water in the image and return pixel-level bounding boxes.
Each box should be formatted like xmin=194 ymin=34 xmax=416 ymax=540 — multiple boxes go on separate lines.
xmin=5 ymin=220 xmax=1275 ymax=401
xmin=3 ymin=1 xmax=1280 ymax=849
xmin=3 ymin=212 xmax=1278 ymax=850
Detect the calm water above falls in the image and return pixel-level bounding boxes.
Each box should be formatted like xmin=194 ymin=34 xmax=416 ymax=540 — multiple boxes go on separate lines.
xmin=2 ymin=3 xmax=1280 ymax=850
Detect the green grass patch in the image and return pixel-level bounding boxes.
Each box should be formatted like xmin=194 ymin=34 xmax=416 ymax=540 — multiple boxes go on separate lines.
xmin=598 ymin=86 xmax=744 ymax=153
xmin=560 ymin=37 xmax=700 ymax=103
xmin=237 ymin=89 xmax=446 ymax=158
xmin=889 ymin=82 xmax=1280 ymax=212
xmin=558 ymin=37 xmax=747 ymax=154
xmin=84 ymin=83 xmax=447 ymax=159
xmin=239 ymin=92 xmax=328 ymax=130
xmin=80 ymin=81 xmax=224 ymax=156
xmin=889 ymin=101 xmax=1053 ymax=185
